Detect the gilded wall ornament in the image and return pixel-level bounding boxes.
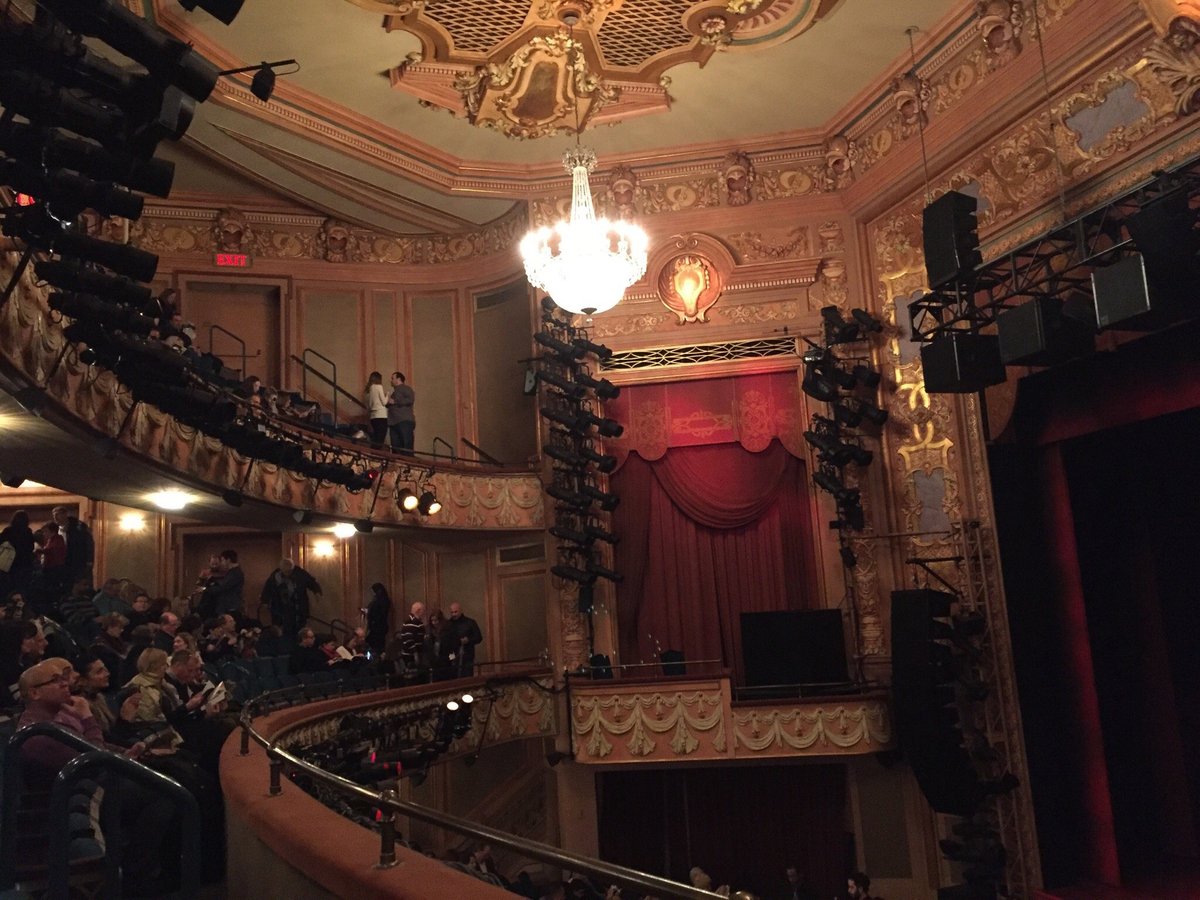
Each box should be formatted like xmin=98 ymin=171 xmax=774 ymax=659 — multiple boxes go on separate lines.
xmin=976 ymin=0 xmax=1026 ymax=68
xmin=657 ymin=255 xmax=720 ymax=323
xmin=316 ymin=217 xmax=361 ymax=263
xmin=605 ymin=165 xmax=639 ymax=220
xmin=1139 ymin=0 xmax=1200 ymax=47
xmin=892 ymin=72 xmax=932 ymax=139
xmin=211 ymin=208 xmax=252 ymax=255
xmin=823 ymin=134 xmax=859 ymax=190
xmin=720 ymin=150 xmax=755 ymax=206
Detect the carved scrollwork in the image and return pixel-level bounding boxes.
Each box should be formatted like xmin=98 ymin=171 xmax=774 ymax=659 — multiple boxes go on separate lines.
xmin=733 ymin=703 xmax=891 ymax=752
xmin=572 ymin=691 xmax=727 ymax=759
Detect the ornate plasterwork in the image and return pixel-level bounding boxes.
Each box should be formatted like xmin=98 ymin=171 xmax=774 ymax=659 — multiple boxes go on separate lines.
xmin=0 ymin=251 xmax=545 ymax=530
xmin=131 ymin=204 xmax=527 ymax=266
xmin=368 ymin=0 xmax=839 ymax=136
xmin=569 ymin=678 xmax=892 ymax=763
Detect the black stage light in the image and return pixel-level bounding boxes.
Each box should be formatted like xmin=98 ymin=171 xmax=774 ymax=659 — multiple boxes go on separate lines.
xmin=551 ymin=564 xmax=595 ymax=585
xmin=586 ymin=561 xmax=623 ymax=584
xmin=821 ymin=306 xmax=861 ymax=343
xmin=544 ymin=444 xmax=586 ymax=468
xmin=534 ymin=331 xmax=584 ymax=361
xmin=540 ymin=405 xmax=583 ymax=431
xmin=39 ymin=0 xmax=222 ymax=102
xmin=354 ymin=519 xmax=374 ymax=534
xmin=839 ymin=545 xmax=858 ymax=569
xmin=814 ymin=469 xmax=854 ymax=501
xmin=547 ymin=484 xmax=591 ymax=510
xmin=0 ymin=473 xmax=27 ymax=488
xmin=583 ymin=523 xmax=619 ymax=545
xmin=12 ymin=387 xmax=45 ymax=417
xmin=292 ymin=509 xmax=313 ymax=525
xmin=839 ymin=498 xmax=865 ymax=531
xmin=0 ymin=160 xmax=145 ymax=221
xmin=178 ymin=0 xmax=246 ymax=26
xmin=221 ymin=489 xmax=243 ymax=507
xmin=396 ymin=488 xmax=419 ymax=512
xmin=852 ymin=365 xmax=882 ymax=389
xmin=550 ymin=525 xmax=592 ymax=545
xmin=574 ymin=372 xmax=620 ymax=400
xmin=851 ymin=308 xmax=883 ymax=333
xmin=0 ymin=125 xmax=176 ymax=197
xmin=581 ymin=484 xmax=619 ymax=512
xmin=849 ymin=445 xmax=873 ymax=467
xmin=833 ymin=402 xmax=863 ymax=428
xmin=35 ymin=260 xmax=153 ymax=306
xmin=535 ymin=369 xmax=585 ymax=399
xmin=572 ymin=337 xmax=613 ymax=361
xmin=579 ymin=411 xmax=623 ymax=439
xmin=4 ymin=205 xmax=159 ymax=282
xmin=580 ymin=446 xmax=617 ymax=474
xmin=250 ymin=64 xmax=276 ymax=102
xmin=417 ymin=491 xmax=441 ymax=515
xmin=856 ymin=400 xmax=889 ymax=426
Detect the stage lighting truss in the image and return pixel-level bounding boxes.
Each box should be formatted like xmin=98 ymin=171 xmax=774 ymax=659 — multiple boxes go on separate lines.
xmin=908 ymin=156 xmax=1200 ymax=344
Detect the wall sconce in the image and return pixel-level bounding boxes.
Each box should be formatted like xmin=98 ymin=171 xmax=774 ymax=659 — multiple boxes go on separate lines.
xmin=331 ymin=523 xmax=356 ymax=539
xmin=118 ymin=512 xmax=146 ymax=533
xmin=312 ymin=539 xmax=336 ymax=559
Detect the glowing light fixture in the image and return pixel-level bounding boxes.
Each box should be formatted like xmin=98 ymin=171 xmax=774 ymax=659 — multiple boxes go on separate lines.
xmin=460 ymin=693 xmax=474 ymax=705
xmin=147 ymin=489 xmax=192 ymax=510
xmin=118 ymin=512 xmax=146 ymax=533
xmin=312 ymin=539 xmax=335 ymax=558
xmin=518 ymin=22 xmax=647 ymax=316
xmin=331 ymin=522 xmax=357 ymax=539
xmin=446 ymin=700 xmax=460 ymax=712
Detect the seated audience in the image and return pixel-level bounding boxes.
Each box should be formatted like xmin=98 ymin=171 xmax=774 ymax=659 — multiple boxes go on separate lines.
xmin=120 ymin=624 xmax=158 ymax=685
xmin=74 ymin=650 xmax=116 ymax=732
xmin=58 ymin=576 xmax=100 ymax=640
xmin=290 ymin=627 xmax=328 ymax=674
xmin=93 ymin=577 xmax=131 ymax=617
xmin=200 ymin=614 xmax=238 ymax=662
xmin=90 ymin=612 xmax=128 ymax=675
xmin=1 ymin=619 xmax=46 ymax=707
xmin=125 ymin=647 xmax=172 ymax=724
xmin=124 ymin=592 xmax=156 ymax=635
xmin=154 ymin=611 xmax=182 ymax=652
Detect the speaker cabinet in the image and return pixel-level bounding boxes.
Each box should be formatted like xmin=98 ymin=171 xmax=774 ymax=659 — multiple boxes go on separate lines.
xmin=996 ymin=296 xmax=1094 ymax=366
xmin=740 ymin=609 xmax=848 ymax=687
xmin=921 ymin=333 xmax=1006 ymax=393
xmin=1091 ymin=253 xmax=1184 ymax=331
xmin=923 ymin=191 xmax=983 ymax=289
xmin=891 ymin=589 xmax=983 ymax=816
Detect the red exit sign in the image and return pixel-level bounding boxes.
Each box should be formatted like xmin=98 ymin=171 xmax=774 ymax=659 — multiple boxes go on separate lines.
xmin=214 ymin=253 xmax=252 ymax=268
xmin=15 ymin=193 xmax=35 ymax=207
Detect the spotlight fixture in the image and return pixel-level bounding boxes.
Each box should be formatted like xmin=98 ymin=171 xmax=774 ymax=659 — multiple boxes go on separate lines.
xmin=586 ymin=560 xmax=623 ymax=584
xmin=839 ymin=545 xmax=858 ymax=569
xmin=551 ymin=563 xmax=596 ymax=584
xmin=584 ymin=522 xmax=619 ymax=545
xmin=852 ymin=364 xmax=882 ymax=388
xmin=574 ymin=372 xmax=620 ymax=400
xmin=460 ymin=693 xmax=473 ymax=704
xmin=534 ymin=331 xmax=585 ymax=361
xmin=396 ymin=488 xmax=419 ymax=512
xmin=250 ymin=65 xmax=275 ymax=102
xmin=536 ymin=369 xmax=586 ymax=399
xmin=446 ymin=700 xmax=460 ymax=712
xmin=417 ymin=491 xmax=441 ymax=516
xmin=572 ymin=337 xmax=613 ymax=361
xmin=147 ymin=488 xmax=191 ymax=510
xmin=292 ymin=509 xmax=313 ymax=525
xmin=331 ymin=522 xmax=356 ymax=539
xmin=821 ymin=306 xmax=861 ymax=343
xmin=579 ymin=411 xmax=623 ymax=439
xmin=221 ymin=488 xmax=243 ymax=508
xmin=354 ymin=519 xmax=374 ymax=534
xmin=851 ymin=308 xmax=883 ymax=333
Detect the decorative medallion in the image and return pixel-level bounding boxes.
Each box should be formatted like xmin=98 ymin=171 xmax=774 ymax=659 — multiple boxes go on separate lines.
xmin=648 ymin=232 xmax=735 ymax=324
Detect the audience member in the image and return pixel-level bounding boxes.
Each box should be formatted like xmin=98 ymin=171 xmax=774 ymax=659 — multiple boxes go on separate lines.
xmin=90 ymin=612 xmax=128 ymax=676
xmin=173 ymin=631 xmax=199 ymax=654
xmin=386 ymin=370 xmax=416 ymax=454
xmin=776 ymin=865 xmax=817 ymax=900
xmin=399 ymin=601 xmax=426 ymax=676
xmin=364 ymin=583 xmax=391 ymax=654
xmin=93 ymin=577 xmax=131 ymax=616
xmin=442 ymin=602 xmax=482 ymax=680
xmin=58 ymin=576 xmax=100 ymax=640
xmin=124 ymin=591 xmax=155 ymax=635
xmin=260 ymin=557 xmax=321 ymax=638
xmin=0 ymin=509 xmax=36 ymax=592
xmin=37 ymin=521 xmax=67 ymax=591
xmin=126 ymin=647 xmax=172 ymax=724
xmin=154 ymin=611 xmax=182 ymax=652
xmin=120 ymin=624 xmax=157 ymax=685
xmin=199 ymin=550 xmax=244 ymax=621
xmin=0 ymin=619 xmax=46 ymax=707
xmin=200 ymin=615 xmax=238 ymax=662
xmin=51 ymin=505 xmax=94 ymax=584
xmin=290 ymin=627 xmax=328 ymax=674
xmin=74 ymin=650 xmax=115 ymax=732
xmin=846 ymin=872 xmax=874 ymax=900
xmin=426 ymin=608 xmax=448 ymax=679
xmin=365 ymin=371 xmax=389 ymax=446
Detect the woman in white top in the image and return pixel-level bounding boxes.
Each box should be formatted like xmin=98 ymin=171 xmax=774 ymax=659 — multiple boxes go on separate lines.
xmin=365 ymin=371 xmax=389 ymax=446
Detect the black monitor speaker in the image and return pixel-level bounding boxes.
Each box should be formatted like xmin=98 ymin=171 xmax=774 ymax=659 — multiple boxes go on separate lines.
xmin=920 ymin=332 xmax=1005 ymax=393
xmin=923 ymin=191 xmax=982 ymax=289
xmin=1092 ymin=253 xmax=1179 ymax=331
xmin=740 ymin=609 xmax=848 ymax=687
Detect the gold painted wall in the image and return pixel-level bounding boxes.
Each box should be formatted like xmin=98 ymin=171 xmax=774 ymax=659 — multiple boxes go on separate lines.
xmin=409 ymin=294 xmax=459 ymax=455
xmin=472 ymin=281 xmax=538 ymax=465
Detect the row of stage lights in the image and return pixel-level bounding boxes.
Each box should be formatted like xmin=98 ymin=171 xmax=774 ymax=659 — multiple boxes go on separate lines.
xmin=0 ymin=1 xmax=438 ymax=524
xmin=801 ymin=305 xmax=889 ymax=543
xmin=533 ymin=298 xmax=624 ymax=606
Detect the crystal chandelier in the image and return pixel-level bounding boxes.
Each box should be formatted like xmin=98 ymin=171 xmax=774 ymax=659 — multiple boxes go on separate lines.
xmin=519 ymin=26 xmax=648 ymax=316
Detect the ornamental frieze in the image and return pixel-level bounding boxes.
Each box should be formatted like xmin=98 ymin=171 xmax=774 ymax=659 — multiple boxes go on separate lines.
xmin=131 ymin=204 xmax=528 ymax=266
xmin=569 ymin=678 xmax=893 ymax=763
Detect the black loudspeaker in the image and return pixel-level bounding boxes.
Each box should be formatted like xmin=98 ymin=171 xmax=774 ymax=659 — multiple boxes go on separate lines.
xmin=923 ymin=191 xmax=982 ymax=289
xmin=996 ymin=296 xmax=1094 ymax=366
xmin=891 ymin=589 xmax=983 ymax=816
xmin=920 ymin=333 xmax=1006 ymax=393
xmin=1092 ymin=254 xmax=1167 ymax=331
xmin=1126 ymin=191 xmax=1200 ymax=308
xmin=740 ymin=610 xmax=848 ymax=687
xmin=588 ymin=654 xmax=613 ymax=679
xmin=660 ymin=650 xmax=686 ymax=677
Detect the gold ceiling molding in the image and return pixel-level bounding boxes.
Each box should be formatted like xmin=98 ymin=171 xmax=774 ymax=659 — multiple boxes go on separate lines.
xmin=1139 ymin=0 xmax=1200 ymax=44
xmin=132 ymin=201 xmax=529 ymax=265
xmin=373 ymin=0 xmax=839 ymax=137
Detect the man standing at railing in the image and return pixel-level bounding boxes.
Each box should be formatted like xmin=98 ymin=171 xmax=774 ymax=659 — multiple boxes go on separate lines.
xmin=444 ymin=602 xmax=482 ymax=679
xmin=386 ymin=371 xmax=416 ymax=455
xmin=399 ymin=601 xmax=426 ymax=679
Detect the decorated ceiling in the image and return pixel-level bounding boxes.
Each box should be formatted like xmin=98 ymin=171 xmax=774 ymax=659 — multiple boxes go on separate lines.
xmin=153 ymin=0 xmax=960 ymax=232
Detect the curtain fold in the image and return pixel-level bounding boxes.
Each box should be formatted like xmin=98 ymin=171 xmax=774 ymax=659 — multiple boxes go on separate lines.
xmin=613 ymin=440 xmax=819 ymax=678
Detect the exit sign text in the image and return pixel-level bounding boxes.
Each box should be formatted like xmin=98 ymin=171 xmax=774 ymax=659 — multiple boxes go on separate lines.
xmin=214 ymin=253 xmax=251 ymax=268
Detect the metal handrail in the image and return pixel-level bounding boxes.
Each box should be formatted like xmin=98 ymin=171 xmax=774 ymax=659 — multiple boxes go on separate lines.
xmin=237 ymin=676 xmax=726 ymax=900
xmin=295 ymin=349 xmax=369 ymax=424
xmin=207 ymin=324 xmax=252 ymax=378
xmin=291 ymin=352 xmax=369 ymax=412
xmin=431 ymin=435 xmax=456 ymax=461
xmin=1 ymin=724 xmax=200 ymax=896
xmin=305 ymin=614 xmax=350 ymax=641
xmin=50 ymin=750 xmax=201 ymax=899
xmin=461 ymin=438 xmax=502 ymax=465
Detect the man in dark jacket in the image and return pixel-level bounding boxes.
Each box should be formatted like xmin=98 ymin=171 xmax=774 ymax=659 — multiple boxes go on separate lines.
xmin=260 ymin=558 xmax=321 ymax=639
xmin=51 ymin=506 xmax=94 ymax=584
xmin=289 ymin=628 xmax=331 ymax=674
xmin=200 ymin=550 xmax=244 ymax=622
xmin=443 ymin=602 xmax=482 ymax=679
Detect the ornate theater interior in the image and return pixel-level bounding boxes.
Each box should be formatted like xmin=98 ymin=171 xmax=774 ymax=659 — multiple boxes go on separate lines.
xmin=1 ymin=0 xmax=1199 ymax=897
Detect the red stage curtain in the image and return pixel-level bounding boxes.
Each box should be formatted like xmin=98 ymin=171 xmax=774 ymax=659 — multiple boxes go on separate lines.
xmin=613 ymin=440 xmax=819 ymax=677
